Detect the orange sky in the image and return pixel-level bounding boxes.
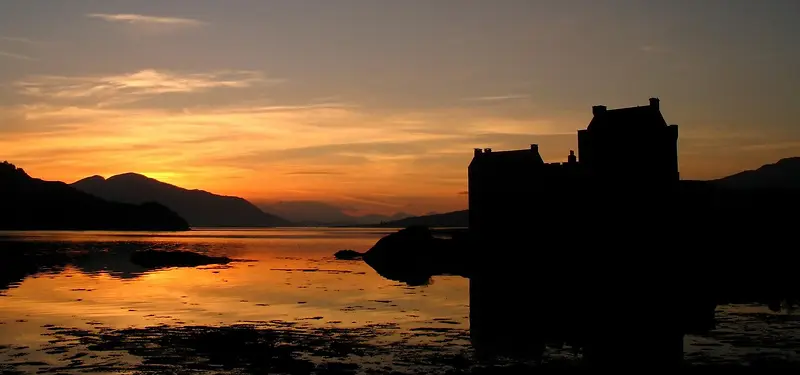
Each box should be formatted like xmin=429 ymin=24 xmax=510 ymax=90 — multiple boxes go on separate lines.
xmin=2 ymin=2 xmax=800 ymax=215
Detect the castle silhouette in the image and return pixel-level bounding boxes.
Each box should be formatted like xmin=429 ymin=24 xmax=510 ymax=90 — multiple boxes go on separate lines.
xmin=466 ymin=98 xmax=693 ymax=366
xmin=468 ymin=97 xmax=679 ymax=234
xmin=358 ymin=97 xmax=796 ymax=367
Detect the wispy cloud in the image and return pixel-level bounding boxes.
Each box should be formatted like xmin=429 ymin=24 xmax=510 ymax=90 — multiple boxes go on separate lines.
xmin=640 ymin=45 xmax=669 ymax=54
xmin=16 ymin=69 xmax=278 ymax=105
xmin=0 ymin=66 xmax=568 ymax=216
xmin=463 ymin=94 xmax=529 ymax=102
xmin=284 ymin=170 xmax=344 ymax=175
xmin=0 ymin=51 xmax=36 ymax=61
xmin=87 ymin=13 xmax=204 ymax=27
xmin=0 ymin=36 xmax=40 ymax=45
xmin=0 ymin=100 xmax=522 ymax=195
xmin=738 ymin=141 xmax=800 ymax=152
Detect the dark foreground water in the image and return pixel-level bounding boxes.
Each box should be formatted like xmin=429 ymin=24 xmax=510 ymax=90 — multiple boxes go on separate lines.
xmin=0 ymin=228 xmax=798 ymax=374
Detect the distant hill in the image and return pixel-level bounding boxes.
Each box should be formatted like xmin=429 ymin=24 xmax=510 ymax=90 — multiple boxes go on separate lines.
xmin=72 ymin=173 xmax=290 ymax=228
xmin=259 ymin=200 xmax=411 ymax=226
xmin=369 ymin=210 xmax=468 ymax=228
xmin=366 ymin=157 xmax=800 ymax=229
xmin=714 ymin=157 xmax=800 ymax=189
xmin=0 ymin=162 xmax=188 ymax=231
xmin=357 ymin=212 xmax=414 ymax=225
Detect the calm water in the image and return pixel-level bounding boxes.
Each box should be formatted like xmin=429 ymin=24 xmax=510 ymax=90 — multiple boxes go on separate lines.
xmin=0 ymin=228 xmax=797 ymax=373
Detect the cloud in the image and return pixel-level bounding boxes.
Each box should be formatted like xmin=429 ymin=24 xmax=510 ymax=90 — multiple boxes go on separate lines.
xmin=738 ymin=141 xmax=800 ymax=152
xmin=640 ymin=45 xmax=669 ymax=54
xmin=86 ymin=13 xmax=204 ymax=27
xmin=0 ymin=65 xmax=573 ymax=215
xmin=0 ymin=36 xmax=40 ymax=45
xmin=284 ymin=170 xmax=344 ymax=175
xmin=0 ymin=50 xmax=36 ymax=61
xmin=0 ymin=101 xmax=470 ymax=199
xmin=15 ymin=69 xmax=277 ymax=106
xmin=464 ymin=94 xmax=529 ymax=102
xmin=272 ymin=140 xmax=448 ymax=159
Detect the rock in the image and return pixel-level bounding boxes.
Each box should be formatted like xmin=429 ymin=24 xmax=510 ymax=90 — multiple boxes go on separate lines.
xmin=333 ymin=249 xmax=363 ymax=260
xmin=361 ymin=226 xmax=469 ymax=285
xmin=130 ymin=250 xmax=231 ymax=269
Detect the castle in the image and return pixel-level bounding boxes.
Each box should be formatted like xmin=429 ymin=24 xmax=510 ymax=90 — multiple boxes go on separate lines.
xmin=466 ymin=99 xmax=800 ymax=365
xmin=468 ymin=98 xmax=679 ymax=232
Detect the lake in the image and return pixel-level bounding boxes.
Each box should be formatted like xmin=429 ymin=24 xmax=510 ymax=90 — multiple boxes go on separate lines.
xmin=0 ymin=228 xmax=798 ymax=373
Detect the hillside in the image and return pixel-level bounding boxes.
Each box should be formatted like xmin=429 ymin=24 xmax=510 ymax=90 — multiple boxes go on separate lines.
xmin=72 ymin=173 xmax=290 ymax=228
xmin=0 ymin=162 xmax=188 ymax=231
xmin=368 ymin=157 xmax=800 ymax=229
xmin=260 ymin=200 xmax=412 ymax=226
xmin=370 ymin=210 xmax=468 ymax=228
xmin=714 ymin=157 xmax=800 ymax=189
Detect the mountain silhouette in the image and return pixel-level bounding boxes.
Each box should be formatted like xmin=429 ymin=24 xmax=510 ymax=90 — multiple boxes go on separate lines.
xmin=370 ymin=210 xmax=468 ymax=228
xmin=258 ymin=200 xmax=411 ymax=226
xmin=358 ymin=212 xmax=413 ymax=225
xmin=373 ymin=157 xmax=800 ymax=229
xmin=715 ymin=157 xmax=800 ymax=189
xmin=0 ymin=162 xmax=188 ymax=231
xmin=72 ymin=173 xmax=290 ymax=228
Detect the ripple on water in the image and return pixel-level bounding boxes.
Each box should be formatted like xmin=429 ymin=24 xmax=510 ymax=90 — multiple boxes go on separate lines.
xmin=2 ymin=230 xmax=800 ymax=372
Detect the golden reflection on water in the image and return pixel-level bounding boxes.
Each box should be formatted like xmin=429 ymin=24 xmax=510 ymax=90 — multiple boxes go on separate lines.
xmin=0 ymin=229 xmax=470 ymax=352
xmin=0 ymin=229 xmax=476 ymax=373
xmin=1 ymin=229 xmax=798 ymax=372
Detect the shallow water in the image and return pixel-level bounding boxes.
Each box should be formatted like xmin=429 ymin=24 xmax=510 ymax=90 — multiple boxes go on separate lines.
xmin=0 ymin=228 xmax=797 ymax=373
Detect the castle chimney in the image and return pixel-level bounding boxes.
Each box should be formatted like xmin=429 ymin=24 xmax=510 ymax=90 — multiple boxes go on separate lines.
xmin=592 ymin=105 xmax=607 ymax=116
xmin=568 ymin=150 xmax=577 ymax=164
xmin=530 ymin=144 xmax=539 ymax=153
xmin=474 ymin=148 xmax=482 ymax=156
xmin=649 ymin=97 xmax=660 ymax=110
xmin=484 ymin=148 xmax=492 ymax=153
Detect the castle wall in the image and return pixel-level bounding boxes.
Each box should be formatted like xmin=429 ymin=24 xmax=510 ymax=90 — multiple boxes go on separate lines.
xmin=469 ymin=100 xmax=680 ymax=254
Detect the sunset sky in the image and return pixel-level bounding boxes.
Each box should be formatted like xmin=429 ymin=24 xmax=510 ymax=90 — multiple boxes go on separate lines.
xmin=1 ymin=1 xmax=799 ymax=216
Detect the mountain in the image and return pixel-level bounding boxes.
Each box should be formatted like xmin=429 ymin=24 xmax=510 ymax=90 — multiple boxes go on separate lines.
xmin=0 ymin=162 xmax=188 ymax=231
xmin=367 ymin=157 xmax=800 ymax=229
xmin=714 ymin=157 xmax=800 ymax=189
xmin=369 ymin=210 xmax=468 ymax=228
xmin=72 ymin=173 xmax=290 ymax=228
xmin=357 ymin=212 xmax=413 ymax=225
xmin=259 ymin=200 xmax=411 ymax=226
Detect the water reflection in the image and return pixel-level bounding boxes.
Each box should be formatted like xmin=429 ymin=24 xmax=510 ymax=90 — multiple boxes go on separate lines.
xmin=0 ymin=228 xmax=392 ymax=289
xmin=0 ymin=229 xmax=474 ymax=373
xmin=0 ymin=229 xmax=798 ymax=373
xmin=0 ymin=241 xmax=236 ymax=291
